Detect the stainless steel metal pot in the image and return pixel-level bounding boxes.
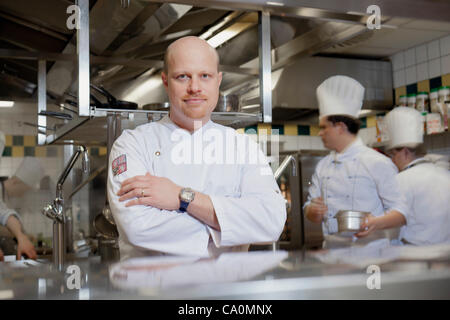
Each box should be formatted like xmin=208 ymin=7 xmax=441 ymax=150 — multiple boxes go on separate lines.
xmin=215 ymin=94 xmax=240 ymax=112
xmin=334 ymin=210 xmax=370 ymax=233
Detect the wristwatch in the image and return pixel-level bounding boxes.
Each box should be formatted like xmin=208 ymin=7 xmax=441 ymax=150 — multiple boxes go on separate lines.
xmin=179 ymin=187 xmax=195 ymax=212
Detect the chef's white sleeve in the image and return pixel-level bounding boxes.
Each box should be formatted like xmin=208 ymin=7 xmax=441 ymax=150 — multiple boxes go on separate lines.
xmin=0 ymin=200 xmax=21 ymax=226
xmin=363 ymin=156 xmax=409 ymax=217
xmin=208 ymin=142 xmax=287 ymax=247
xmin=107 ymin=130 xmax=210 ymax=256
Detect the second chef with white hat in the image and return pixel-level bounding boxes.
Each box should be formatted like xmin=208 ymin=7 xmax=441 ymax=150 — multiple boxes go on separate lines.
xmin=304 ymin=75 xmax=408 ymax=248
xmin=357 ymin=107 xmax=450 ymax=245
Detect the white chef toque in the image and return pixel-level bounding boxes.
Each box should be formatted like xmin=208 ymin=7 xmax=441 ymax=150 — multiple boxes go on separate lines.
xmin=384 ymin=106 xmax=424 ymax=150
xmin=14 ymin=157 xmax=45 ymax=189
xmin=316 ymin=75 xmax=365 ymax=118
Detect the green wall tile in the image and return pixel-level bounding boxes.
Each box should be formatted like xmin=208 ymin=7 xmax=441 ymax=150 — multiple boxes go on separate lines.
xmin=13 ymin=136 xmax=24 ymax=146
xmin=298 ymin=125 xmax=310 ymax=135
xmin=2 ymin=146 xmax=12 ymax=157
xmin=271 ymin=125 xmax=284 ymax=135
xmin=24 ymin=147 xmax=35 ymax=157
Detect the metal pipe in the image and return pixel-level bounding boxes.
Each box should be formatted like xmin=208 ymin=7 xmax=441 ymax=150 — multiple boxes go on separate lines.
xmin=43 ymin=145 xmax=89 ymax=270
xmin=56 ymin=146 xmax=88 ymax=200
xmin=274 ymin=155 xmax=297 ymax=180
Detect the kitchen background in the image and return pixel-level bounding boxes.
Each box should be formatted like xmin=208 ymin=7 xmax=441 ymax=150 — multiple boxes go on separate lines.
xmin=0 ymin=0 xmax=449 ymax=248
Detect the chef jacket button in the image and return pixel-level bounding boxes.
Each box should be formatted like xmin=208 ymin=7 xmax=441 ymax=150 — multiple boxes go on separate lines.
xmin=155 ymin=151 xmax=161 ymax=156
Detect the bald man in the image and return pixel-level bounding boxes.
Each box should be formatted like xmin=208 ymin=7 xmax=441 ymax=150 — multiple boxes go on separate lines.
xmin=107 ymin=37 xmax=286 ymax=260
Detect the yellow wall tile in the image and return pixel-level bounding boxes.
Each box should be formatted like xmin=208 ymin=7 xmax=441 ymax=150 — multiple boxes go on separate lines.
xmin=236 ymin=128 xmax=245 ymax=134
xmin=417 ymin=80 xmax=430 ymax=93
xmin=12 ymin=146 xmax=24 ymax=157
xmin=257 ymin=123 xmax=271 ymax=135
xmin=395 ymin=86 xmax=406 ymax=105
xmin=35 ymin=146 xmax=46 ymax=158
xmin=284 ymin=124 xmax=297 ymax=136
xmin=5 ymin=135 xmax=12 ymax=146
xmin=367 ymin=116 xmax=377 ymax=128
xmin=442 ymin=74 xmax=450 ymax=86
xmin=310 ymin=125 xmax=320 ymax=136
xmin=23 ymin=135 xmax=36 ymax=146
xmin=99 ymin=147 xmax=107 ymax=156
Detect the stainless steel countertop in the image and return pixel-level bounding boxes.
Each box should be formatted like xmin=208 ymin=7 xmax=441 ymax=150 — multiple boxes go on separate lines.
xmin=1 ymin=243 xmax=450 ymax=300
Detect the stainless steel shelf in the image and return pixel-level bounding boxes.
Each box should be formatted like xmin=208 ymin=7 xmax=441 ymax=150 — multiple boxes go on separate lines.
xmin=44 ymin=107 xmax=262 ymax=146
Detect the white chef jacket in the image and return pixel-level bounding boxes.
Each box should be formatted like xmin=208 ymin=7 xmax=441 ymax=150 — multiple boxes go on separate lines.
xmin=0 ymin=182 xmax=21 ymax=226
xmin=107 ymin=116 xmax=286 ymax=259
xmin=304 ymin=137 xmax=408 ymax=235
xmin=397 ymin=158 xmax=450 ymax=245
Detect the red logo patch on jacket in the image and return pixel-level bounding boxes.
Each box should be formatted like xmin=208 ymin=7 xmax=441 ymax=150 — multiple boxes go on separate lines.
xmin=112 ymin=154 xmax=127 ymax=176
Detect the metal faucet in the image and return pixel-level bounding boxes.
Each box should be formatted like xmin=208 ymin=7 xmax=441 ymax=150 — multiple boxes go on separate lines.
xmin=42 ymin=146 xmax=89 ymax=270
xmin=274 ymin=155 xmax=297 ymax=180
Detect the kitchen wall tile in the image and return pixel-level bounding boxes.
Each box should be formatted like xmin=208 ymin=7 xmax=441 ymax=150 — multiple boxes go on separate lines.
xmin=428 ymin=58 xmax=442 ymax=78
xmin=416 ymin=62 xmax=429 ymax=82
xmin=416 ymin=44 xmax=428 ymax=64
xmin=427 ymin=40 xmax=441 ymax=60
xmin=441 ymin=54 xmax=450 ymax=75
xmin=439 ymin=35 xmax=450 ymax=57
xmin=391 ymin=52 xmax=405 ymax=71
xmin=281 ymin=136 xmax=298 ymax=152
xmin=310 ymin=136 xmax=325 ymax=150
xmin=298 ymin=136 xmax=311 ymax=150
xmin=393 ymin=69 xmax=406 ymax=88
xmin=405 ymin=65 xmax=417 ymax=85
xmin=404 ymin=48 xmax=416 ymax=67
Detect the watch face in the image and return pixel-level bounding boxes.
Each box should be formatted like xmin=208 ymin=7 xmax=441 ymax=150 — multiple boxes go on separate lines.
xmin=181 ymin=188 xmax=195 ymax=202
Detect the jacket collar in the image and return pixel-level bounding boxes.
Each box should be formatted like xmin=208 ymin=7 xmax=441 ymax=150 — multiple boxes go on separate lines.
xmin=330 ymin=137 xmax=365 ymax=163
xmin=159 ymin=115 xmax=214 ymax=134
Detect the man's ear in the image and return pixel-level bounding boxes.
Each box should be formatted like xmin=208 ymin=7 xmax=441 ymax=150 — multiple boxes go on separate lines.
xmin=336 ymin=122 xmax=347 ymax=133
xmin=161 ymin=71 xmax=168 ymax=88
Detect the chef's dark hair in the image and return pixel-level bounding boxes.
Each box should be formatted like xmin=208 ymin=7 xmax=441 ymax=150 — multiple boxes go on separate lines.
xmin=327 ymin=115 xmax=361 ymax=135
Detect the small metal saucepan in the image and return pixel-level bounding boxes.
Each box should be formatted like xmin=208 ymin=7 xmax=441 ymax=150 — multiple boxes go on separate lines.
xmin=334 ymin=210 xmax=370 ymax=233
xmin=215 ymin=94 xmax=240 ymax=112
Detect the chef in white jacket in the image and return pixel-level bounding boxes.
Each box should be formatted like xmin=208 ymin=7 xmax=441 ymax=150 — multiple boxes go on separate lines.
xmin=107 ymin=36 xmax=286 ymax=260
xmin=358 ymin=107 xmax=450 ymax=245
xmin=0 ymin=135 xmax=39 ymax=260
xmin=304 ymin=75 xmax=408 ymax=247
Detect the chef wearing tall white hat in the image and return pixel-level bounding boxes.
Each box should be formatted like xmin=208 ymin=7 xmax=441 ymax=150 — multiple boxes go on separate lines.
xmin=0 ymin=149 xmax=40 ymax=261
xmin=358 ymin=107 xmax=450 ymax=245
xmin=304 ymin=75 xmax=408 ymax=248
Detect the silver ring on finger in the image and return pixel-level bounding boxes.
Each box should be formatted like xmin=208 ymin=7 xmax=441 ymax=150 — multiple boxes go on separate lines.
xmin=141 ymin=189 xmax=145 ymax=198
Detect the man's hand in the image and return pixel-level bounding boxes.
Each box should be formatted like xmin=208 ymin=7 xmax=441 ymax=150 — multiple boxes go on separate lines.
xmin=354 ymin=215 xmax=378 ymax=238
xmin=118 ymin=173 xmax=182 ymax=211
xmin=16 ymin=234 xmax=37 ymax=260
xmin=306 ymin=197 xmax=328 ymax=223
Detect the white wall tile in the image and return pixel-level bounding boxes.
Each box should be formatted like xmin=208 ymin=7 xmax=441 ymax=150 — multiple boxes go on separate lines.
xmin=391 ymin=52 xmax=404 ymax=71
xmin=428 ymin=58 xmax=442 ymax=78
xmin=415 ymin=44 xmax=428 ymax=64
xmin=404 ymin=48 xmax=416 ymax=67
xmin=427 ymin=40 xmax=441 ymax=60
xmin=405 ymin=65 xmax=417 ymax=84
xmin=393 ymin=69 xmax=406 ymax=88
xmin=310 ymin=136 xmax=325 ymax=150
xmin=281 ymin=136 xmax=298 ymax=152
xmin=439 ymin=35 xmax=450 ymax=57
xmin=416 ymin=62 xmax=429 ymax=82
xmin=298 ymin=136 xmax=311 ymax=150
xmin=442 ymin=54 xmax=450 ymax=75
